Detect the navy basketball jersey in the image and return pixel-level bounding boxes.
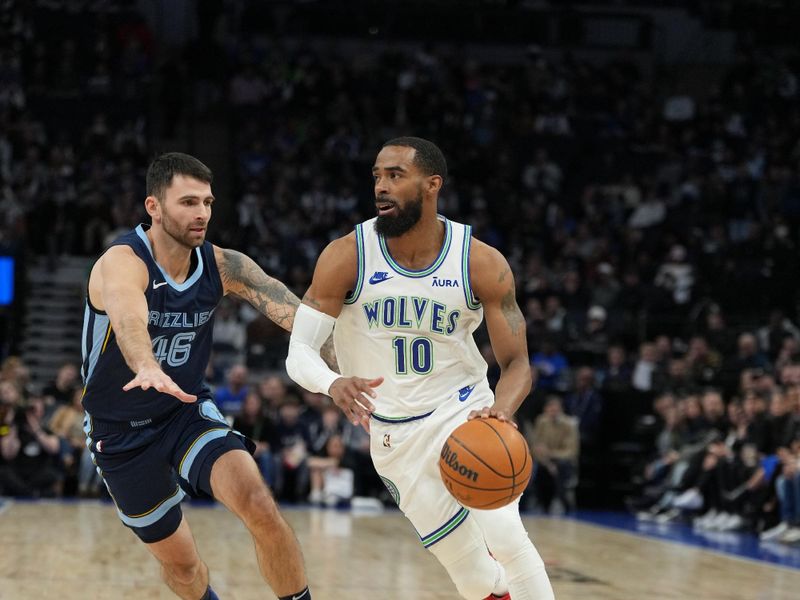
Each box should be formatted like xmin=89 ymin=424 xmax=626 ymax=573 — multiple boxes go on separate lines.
xmin=81 ymin=224 xmax=223 ymax=423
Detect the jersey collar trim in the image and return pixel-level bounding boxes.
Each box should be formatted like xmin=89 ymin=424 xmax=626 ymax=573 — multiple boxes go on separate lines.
xmin=378 ymin=216 xmax=452 ymax=278
xmin=135 ymin=224 xmax=205 ymax=292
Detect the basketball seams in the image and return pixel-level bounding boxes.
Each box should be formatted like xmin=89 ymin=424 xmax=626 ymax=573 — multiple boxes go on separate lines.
xmin=449 ymin=433 xmax=516 ymax=479
xmin=440 ymin=419 xmax=533 ymax=509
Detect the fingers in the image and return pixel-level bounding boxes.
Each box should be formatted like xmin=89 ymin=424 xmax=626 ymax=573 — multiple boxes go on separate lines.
xmin=467 ymin=408 xmax=518 ymax=428
xmin=330 ymin=376 xmax=380 ymax=426
xmin=123 ymin=375 xmax=197 ymax=403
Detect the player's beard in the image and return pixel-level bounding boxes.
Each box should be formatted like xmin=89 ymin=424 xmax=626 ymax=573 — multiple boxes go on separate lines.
xmin=374 ymin=190 xmax=423 ymax=238
xmin=161 ymin=207 xmax=205 ymax=249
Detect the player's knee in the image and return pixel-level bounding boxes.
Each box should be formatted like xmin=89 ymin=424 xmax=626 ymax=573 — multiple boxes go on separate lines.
xmin=484 ymin=524 xmax=538 ymax=565
xmin=161 ymin=557 xmax=202 ymax=586
xmin=238 ymin=485 xmax=280 ymax=530
xmin=431 ymin=538 xmax=499 ymax=600
xmin=440 ymin=550 xmax=498 ymax=599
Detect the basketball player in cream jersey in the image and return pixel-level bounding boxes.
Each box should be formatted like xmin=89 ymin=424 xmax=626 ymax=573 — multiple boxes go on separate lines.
xmin=287 ymin=137 xmax=554 ymax=600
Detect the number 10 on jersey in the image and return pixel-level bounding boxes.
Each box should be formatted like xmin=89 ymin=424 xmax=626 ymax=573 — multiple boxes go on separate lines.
xmin=392 ymin=336 xmax=433 ymax=375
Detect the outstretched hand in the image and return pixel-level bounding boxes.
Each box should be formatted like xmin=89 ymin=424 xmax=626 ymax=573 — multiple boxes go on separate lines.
xmin=123 ymin=365 xmax=197 ymax=403
xmin=467 ymin=404 xmax=517 ymax=428
xmin=329 ymin=376 xmax=383 ymax=430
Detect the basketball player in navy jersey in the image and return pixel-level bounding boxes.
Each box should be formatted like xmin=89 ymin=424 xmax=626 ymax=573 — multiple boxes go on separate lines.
xmin=81 ymin=153 xmax=319 ymax=600
xmin=286 ymin=137 xmax=554 ymax=599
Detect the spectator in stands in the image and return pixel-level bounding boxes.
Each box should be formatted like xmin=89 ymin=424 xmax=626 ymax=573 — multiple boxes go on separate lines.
xmin=531 ymin=338 xmax=568 ymax=393
xmin=47 ymin=386 xmax=85 ymax=496
xmin=565 ymin=367 xmax=604 ymax=447
xmin=214 ymin=363 xmax=249 ymax=417
xmin=41 ymin=362 xmax=79 ymax=418
xmin=0 ymin=395 xmax=61 ymax=497
xmin=527 ymin=396 xmax=579 ymax=514
xmin=273 ymin=399 xmax=310 ymax=503
xmin=597 ymin=344 xmax=632 ymax=393
xmin=632 ymin=342 xmax=662 ymax=392
xmin=686 ymin=336 xmax=722 ymax=388
xmin=307 ymin=405 xmax=347 ymax=505
xmin=761 ymin=437 xmax=800 ymax=543
xmin=233 ymin=390 xmax=277 ymax=489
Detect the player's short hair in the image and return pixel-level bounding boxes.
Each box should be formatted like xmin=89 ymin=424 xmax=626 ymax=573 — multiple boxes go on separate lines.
xmin=146 ymin=152 xmax=213 ymax=200
xmin=382 ymin=136 xmax=447 ymax=181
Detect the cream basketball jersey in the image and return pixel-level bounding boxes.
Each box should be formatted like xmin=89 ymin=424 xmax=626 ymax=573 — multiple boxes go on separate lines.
xmin=334 ymin=216 xmax=488 ymax=421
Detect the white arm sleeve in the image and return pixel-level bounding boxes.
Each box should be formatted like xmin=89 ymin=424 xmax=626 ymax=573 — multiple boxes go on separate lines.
xmin=286 ymin=303 xmax=341 ymax=395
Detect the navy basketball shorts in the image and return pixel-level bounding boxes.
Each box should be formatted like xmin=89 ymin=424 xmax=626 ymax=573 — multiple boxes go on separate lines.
xmin=83 ymin=400 xmax=254 ymax=543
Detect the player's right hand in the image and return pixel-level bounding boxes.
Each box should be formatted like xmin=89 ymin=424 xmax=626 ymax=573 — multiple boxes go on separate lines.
xmin=123 ymin=366 xmax=198 ymax=403
xmin=328 ymin=376 xmax=382 ymax=429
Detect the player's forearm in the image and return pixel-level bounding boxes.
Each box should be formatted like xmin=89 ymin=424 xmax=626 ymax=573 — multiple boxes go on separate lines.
xmin=493 ymin=355 xmax=532 ymax=416
xmin=219 ymin=249 xmax=300 ymax=332
xmin=115 ymin=314 xmax=159 ymax=373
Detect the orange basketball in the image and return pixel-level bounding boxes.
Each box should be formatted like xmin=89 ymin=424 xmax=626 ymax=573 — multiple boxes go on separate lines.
xmin=439 ymin=418 xmax=533 ymax=509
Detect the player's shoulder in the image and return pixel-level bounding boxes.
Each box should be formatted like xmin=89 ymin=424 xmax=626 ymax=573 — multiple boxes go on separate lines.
xmin=97 ymin=243 xmax=146 ymax=269
xmin=468 ymin=236 xmax=510 ymax=273
xmin=319 ymin=231 xmax=358 ymax=262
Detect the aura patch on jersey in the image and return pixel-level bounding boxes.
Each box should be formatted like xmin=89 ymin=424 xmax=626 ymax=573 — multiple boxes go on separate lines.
xmin=362 ymin=296 xmax=461 ymax=335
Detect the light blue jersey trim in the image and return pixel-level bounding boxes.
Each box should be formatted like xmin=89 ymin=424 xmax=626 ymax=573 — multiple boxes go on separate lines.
xmin=178 ymin=428 xmax=229 ymax=480
xmin=116 ymin=487 xmax=186 ymax=528
xmin=84 ymin=314 xmax=110 ymax=385
xmin=379 ymin=217 xmax=452 ymax=278
xmin=135 ymin=225 xmax=204 ymax=292
xmin=344 ymin=223 xmax=366 ymax=305
xmin=461 ymin=225 xmax=481 ymax=310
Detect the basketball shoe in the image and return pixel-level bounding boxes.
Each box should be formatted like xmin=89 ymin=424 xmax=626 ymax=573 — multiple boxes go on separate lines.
xmin=484 ymin=594 xmax=511 ymax=600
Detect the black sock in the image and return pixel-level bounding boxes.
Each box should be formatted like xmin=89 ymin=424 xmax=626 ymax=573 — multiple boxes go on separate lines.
xmin=278 ymin=587 xmax=310 ymax=600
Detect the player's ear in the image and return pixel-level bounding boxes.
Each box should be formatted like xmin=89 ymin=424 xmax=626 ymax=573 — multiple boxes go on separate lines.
xmin=426 ymin=174 xmax=443 ymax=195
xmin=144 ymin=195 xmax=161 ymax=222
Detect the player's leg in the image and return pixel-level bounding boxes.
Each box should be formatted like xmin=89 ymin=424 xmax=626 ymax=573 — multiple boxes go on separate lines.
xmin=210 ymin=448 xmax=309 ymax=598
xmin=470 ymin=501 xmax=555 ymax=600
xmin=88 ymin=430 xmax=216 ymax=600
xmin=173 ymin=400 xmax=310 ymax=598
xmin=145 ymin=513 xmax=213 ymax=600
xmin=424 ymin=516 xmax=510 ymax=599
xmin=370 ymin=409 xmax=509 ymax=600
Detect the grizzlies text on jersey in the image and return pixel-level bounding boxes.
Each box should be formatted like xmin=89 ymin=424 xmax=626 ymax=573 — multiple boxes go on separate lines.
xmin=81 ymin=224 xmax=223 ymax=423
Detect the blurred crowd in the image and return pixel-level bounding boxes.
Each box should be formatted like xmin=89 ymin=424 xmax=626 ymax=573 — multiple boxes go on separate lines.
xmin=0 ymin=0 xmax=799 ymax=539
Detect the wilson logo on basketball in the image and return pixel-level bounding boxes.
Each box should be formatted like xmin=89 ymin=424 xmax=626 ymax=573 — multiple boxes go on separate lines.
xmin=440 ymin=441 xmax=478 ymax=482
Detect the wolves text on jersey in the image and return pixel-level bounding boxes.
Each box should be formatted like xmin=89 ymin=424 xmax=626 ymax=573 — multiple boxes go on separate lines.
xmin=362 ymin=296 xmax=461 ymax=335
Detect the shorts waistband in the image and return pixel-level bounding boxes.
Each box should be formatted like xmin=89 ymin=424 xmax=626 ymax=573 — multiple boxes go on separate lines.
xmin=86 ymin=406 xmax=180 ymax=433
xmin=371 ymin=409 xmax=435 ymax=424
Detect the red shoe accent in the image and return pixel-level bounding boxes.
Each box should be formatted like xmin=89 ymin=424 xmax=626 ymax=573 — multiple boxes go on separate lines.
xmin=484 ymin=594 xmax=511 ymax=600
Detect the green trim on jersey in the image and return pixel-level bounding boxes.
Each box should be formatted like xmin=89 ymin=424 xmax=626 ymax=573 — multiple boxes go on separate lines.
xmin=344 ymin=223 xmax=366 ymax=305
xmin=461 ymin=225 xmax=481 ymax=310
xmin=379 ymin=218 xmax=453 ymax=278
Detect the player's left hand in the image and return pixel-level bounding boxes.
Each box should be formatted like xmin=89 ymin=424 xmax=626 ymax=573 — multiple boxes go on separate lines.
xmin=467 ymin=405 xmax=517 ymax=428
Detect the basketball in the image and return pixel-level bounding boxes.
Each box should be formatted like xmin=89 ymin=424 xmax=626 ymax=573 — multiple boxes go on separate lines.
xmin=439 ymin=418 xmax=533 ymax=510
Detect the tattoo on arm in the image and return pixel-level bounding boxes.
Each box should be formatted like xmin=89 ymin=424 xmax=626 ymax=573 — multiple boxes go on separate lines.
xmin=219 ymin=249 xmax=300 ymax=331
xmin=500 ymin=288 xmax=525 ymax=336
xmin=302 ymin=292 xmax=322 ymax=310
xmin=321 ymin=334 xmax=340 ymax=373
xmin=498 ymin=268 xmax=510 ymax=283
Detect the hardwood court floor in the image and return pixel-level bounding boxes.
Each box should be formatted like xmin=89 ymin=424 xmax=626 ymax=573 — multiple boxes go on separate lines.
xmin=0 ymin=500 xmax=798 ymax=599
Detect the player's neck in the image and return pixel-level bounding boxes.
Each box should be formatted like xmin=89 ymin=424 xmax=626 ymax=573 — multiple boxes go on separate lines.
xmin=384 ymin=217 xmax=445 ymax=270
xmin=147 ymin=226 xmax=194 ymax=283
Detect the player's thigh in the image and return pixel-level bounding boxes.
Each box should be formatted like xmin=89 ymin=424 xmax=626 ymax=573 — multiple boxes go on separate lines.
xmin=146 ymin=515 xmax=202 ymax=568
xmin=93 ymin=435 xmax=185 ymax=543
xmin=170 ymin=399 xmax=255 ymax=498
xmin=209 ymin=448 xmax=278 ymax=521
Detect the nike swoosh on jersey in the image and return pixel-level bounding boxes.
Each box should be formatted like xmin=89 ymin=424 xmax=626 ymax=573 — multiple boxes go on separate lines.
xmin=458 ymin=385 xmax=475 ymax=402
xmin=369 ymin=272 xmax=393 ymax=284
xmin=153 ymin=280 xmax=168 ymax=289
